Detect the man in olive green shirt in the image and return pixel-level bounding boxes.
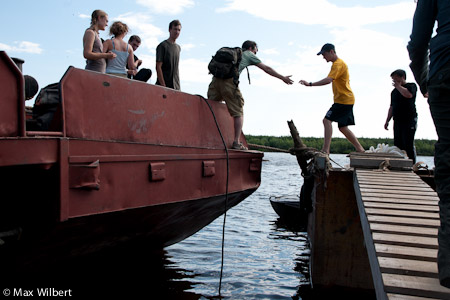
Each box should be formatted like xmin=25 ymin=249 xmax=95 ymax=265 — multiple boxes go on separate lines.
xmin=208 ymin=40 xmax=293 ymax=150
xmin=299 ymin=43 xmax=364 ymax=154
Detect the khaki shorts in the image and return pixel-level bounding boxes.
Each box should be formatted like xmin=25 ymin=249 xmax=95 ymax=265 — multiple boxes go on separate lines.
xmin=207 ymin=77 xmax=244 ymax=117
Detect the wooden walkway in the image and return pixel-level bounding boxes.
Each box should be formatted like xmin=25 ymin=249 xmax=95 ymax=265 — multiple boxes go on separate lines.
xmin=353 ymin=168 xmax=450 ymax=300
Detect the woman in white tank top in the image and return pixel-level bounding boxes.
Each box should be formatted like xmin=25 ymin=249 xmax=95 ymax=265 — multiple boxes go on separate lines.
xmin=103 ymin=21 xmax=137 ymax=78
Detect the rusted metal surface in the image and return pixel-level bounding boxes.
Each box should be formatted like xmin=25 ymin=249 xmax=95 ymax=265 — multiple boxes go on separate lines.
xmin=60 ymin=67 xmax=239 ymax=148
xmin=0 ymin=51 xmax=263 ymax=267
xmin=0 ymin=51 xmax=25 ymax=137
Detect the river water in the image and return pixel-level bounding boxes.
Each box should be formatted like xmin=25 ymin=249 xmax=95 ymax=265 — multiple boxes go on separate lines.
xmin=61 ymin=152 xmax=434 ymax=298
xmin=161 ymin=152 xmax=435 ymax=299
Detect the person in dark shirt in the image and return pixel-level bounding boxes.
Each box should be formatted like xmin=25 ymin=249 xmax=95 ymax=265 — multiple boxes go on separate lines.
xmin=127 ymin=35 xmax=152 ymax=82
xmin=155 ymin=20 xmax=181 ymax=90
xmin=408 ymin=0 xmax=450 ymax=288
xmin=384 ymin=69 xmax=418 ymax=163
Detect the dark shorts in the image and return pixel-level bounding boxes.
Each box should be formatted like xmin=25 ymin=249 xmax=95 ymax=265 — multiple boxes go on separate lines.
xmin=324 ymin=103 xmax=355 ymax=128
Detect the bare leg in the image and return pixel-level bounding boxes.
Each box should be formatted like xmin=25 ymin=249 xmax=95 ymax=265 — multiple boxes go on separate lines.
xmin=322 ymin=118 xmax=332 ymax=153
xmin=234 ymin=116 xmax=243 ymax=143
xmin=339 ymin=126 xmax=365 ymax=152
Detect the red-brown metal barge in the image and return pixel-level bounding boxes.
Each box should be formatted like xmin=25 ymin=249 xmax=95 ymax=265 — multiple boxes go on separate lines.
xmin=0 ymin=51 xmax=262 ymax=271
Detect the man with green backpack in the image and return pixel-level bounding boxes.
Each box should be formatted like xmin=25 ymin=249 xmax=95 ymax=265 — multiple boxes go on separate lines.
xmin=207 ymin=40 xmax=293 ymax=150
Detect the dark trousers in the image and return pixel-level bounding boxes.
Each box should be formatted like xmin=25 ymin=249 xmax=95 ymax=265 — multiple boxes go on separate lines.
xmin=128 ymin=68 xmax=152 ymax=82
xmin=428 ymin=61 xmax=450 ymax=286
xmin=393 ymin=118 xmax=417 ymax=163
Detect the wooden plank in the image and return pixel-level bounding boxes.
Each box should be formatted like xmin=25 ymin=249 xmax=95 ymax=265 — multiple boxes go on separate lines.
xmin=368 ymin=215 xmax=440 ymax=227
xmin=350 ymin=157 xmax=413 ymax=169
xmin=363 ymin=197 xmax=438 ymax=206
xmin=378 ymin=257 xmax=438 ymax=278
xmin=358 ymin=177 xmax=428 ymax=183
xmin=361 ymin=188 xmax=437 ymax=197
xmin=357 ymin=170 xmax=419 ymax=176
xmin=373 ymin=233 xmax=438 ymax=248
xmin=366 ymin=208 xmax=439 ymax=219
xmin=361 ymin=183 xmax=429 ymax=190
xmin=357 ymin=169 xmax=415 ymax=176
xmin=383 ymin=273 xmax=450 ymax=299
xmin=359 ymin=184 xmax=434 ymax=192
xmin=350 ymin=152 xmax=405 ymax=158
xmin=387 ymin=293 xmax=443 ymax=299
xmin=310 ymin=169 xmax=375 ymax=290
xmin=375 ymin=244 xmax=437 ymax=261
xmin=357 ymin=169 xmax=416 ymax=177
xmin=354 ymin=171 xmax=389 ymax=300
xmin=359 ymin=182 xmax=433 ymax=190
xmin=364 ymin=202 xmax=439 ymax=213
xmin=357 ymin=176 xmax=422 ymax=183
xmin=354 ymin=169 xmax=448 ymax=300
xmin=370 ymin=223 xmax=438 ymax=237
xmin=362 ymin=192 xmax=439 ymax=201
xmin=358 ymin=179 xmax=423 ymax=185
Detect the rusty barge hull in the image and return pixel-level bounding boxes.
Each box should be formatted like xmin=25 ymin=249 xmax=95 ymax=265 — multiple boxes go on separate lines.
xmin=0 ymin=51 xmax=262 ymax=270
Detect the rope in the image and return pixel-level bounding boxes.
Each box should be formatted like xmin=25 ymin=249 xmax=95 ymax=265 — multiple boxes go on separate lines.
xmin=198 ymin=95 xmax=229 ymax=297
xmin=247 ymin=143 xmax=289 ymax=153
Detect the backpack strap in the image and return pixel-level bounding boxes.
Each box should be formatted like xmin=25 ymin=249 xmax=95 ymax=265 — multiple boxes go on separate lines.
xmin=246 ymin=67 xmax=251 ymax=85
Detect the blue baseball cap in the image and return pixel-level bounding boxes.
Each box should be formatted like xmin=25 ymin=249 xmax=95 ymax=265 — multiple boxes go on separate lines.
xmin=317 ymin=43 xmax=335 ymax=55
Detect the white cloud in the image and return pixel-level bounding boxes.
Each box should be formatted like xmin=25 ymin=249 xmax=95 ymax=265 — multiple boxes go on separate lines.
xmin=179 ymin=58 xmax=210 ymax=85
xmin=218 ymin=0 xmax=415 ymax=28
xmin=78 ymin=13 xmax=90 ymax=19
xmin=181 ymin=43 xmax=196 ymax=51
xmin=261 ymin=48 xmax=279 ymax=55
xmin=0 ymin=41 xmax=43 ymax=54
xmin=330 ymin=27 xmax=410 ymax=68
xmin=115 ymin=12 xmax=165 ymax=53
xmin=136 ymin=0 xmax=194 ymax=15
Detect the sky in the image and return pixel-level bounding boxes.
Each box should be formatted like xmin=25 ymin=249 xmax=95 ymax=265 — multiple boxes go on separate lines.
xmin=0 ymin=0 xmax=438 ymax=141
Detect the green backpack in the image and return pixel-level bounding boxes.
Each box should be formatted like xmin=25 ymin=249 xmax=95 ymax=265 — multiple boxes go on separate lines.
xmin=208 ymin=47 xmax=242 ymax=85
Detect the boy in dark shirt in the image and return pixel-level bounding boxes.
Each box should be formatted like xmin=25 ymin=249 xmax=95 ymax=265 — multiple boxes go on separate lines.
xmin=384 ymin=69 xmax=418 ymax=163
xmin=127 ymin=35 xmax=152 ymax=82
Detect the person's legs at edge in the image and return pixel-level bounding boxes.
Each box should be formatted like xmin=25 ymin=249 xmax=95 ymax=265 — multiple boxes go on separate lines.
xmin=322 ymin=118 xmax=333 ymax=153
xmin=428 ymin=64 xmax=450 ymax=287
xmin=339 ymin=126 xmax=365 ymax=152
xmin=234 ymin=116 xmax=243 ymax=145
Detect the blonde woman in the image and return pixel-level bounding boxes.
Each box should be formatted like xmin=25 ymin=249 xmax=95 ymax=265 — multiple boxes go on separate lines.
xmin=103 ymin=21 xmax=136 ymax=78
xmin=83 ymin=10 xmax=116 ymax=73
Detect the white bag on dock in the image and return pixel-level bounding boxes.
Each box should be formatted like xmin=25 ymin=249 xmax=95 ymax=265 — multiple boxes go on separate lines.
xmin=365 ymin=143 xmax=408 ymax=158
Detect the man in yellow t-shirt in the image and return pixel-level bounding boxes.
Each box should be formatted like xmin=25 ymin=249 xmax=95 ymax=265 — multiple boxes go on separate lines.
xmin=299 ymin=43 xmax=364 ymax=154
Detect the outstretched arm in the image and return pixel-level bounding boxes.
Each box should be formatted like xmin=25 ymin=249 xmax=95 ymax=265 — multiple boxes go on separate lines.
xmin=256 ymin=62 xmax=293 ymax=84
xmin=299 ymin=77 xmax=333 ymax=87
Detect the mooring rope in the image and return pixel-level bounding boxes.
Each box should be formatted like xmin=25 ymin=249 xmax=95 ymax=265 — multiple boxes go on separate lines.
xmin=198 ymin=96 xmax=229 ymax=297
xmin=247 ymin=143 xmax=289 ymax=153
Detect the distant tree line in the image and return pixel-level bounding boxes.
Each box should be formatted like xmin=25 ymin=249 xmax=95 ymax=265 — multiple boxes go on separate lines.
xmin=246 ymin=135 xmax=436 ymax=156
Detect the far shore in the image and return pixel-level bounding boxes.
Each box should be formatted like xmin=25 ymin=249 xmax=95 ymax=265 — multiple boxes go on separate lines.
xmin=246 ymin=135 xmax=436 ymax=156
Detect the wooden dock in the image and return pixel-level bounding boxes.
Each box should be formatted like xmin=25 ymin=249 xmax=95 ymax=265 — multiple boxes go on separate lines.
xmin=352 ymin=158 xmax=450 ymax=299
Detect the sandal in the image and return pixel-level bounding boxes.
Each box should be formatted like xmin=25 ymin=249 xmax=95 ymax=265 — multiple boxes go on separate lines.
xmin=231 ymin=141 xmax=248 ymax=150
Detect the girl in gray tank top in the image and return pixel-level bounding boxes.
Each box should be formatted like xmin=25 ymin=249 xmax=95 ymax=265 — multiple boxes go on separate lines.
xmin=83 ymin=10 xmax=115 ymax=73
xmin=85 ymin=30 xmax=106 ymax=73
